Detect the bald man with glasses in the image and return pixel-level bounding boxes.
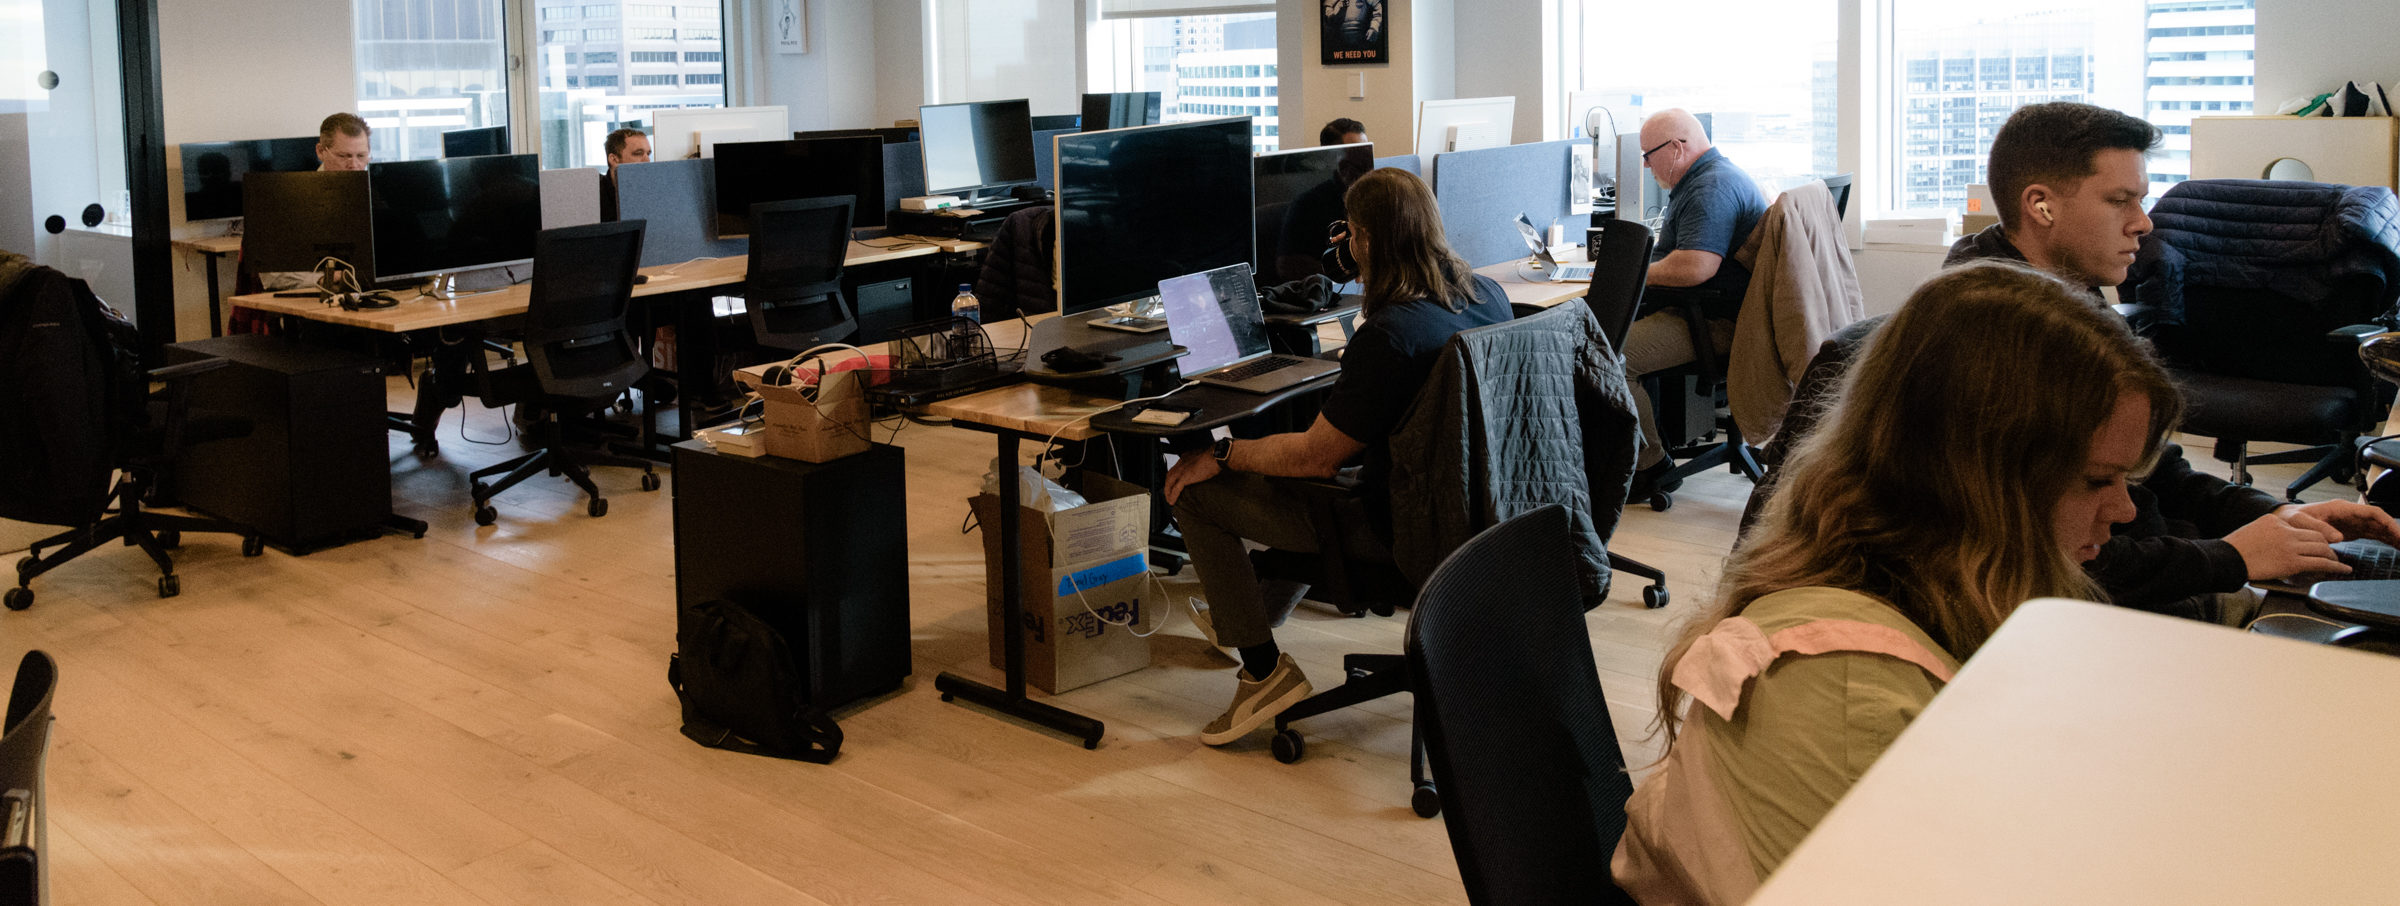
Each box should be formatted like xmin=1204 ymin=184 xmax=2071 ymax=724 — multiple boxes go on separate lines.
xmin=1623 ymin=107 xmax=1767 ymax=501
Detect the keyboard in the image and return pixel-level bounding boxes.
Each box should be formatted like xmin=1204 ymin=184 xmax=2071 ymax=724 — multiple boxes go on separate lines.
xmin=1207 ymin=355 xmax=1307 ymax=383
xmin=2261 ymin=538 xmax=2400 ymax=591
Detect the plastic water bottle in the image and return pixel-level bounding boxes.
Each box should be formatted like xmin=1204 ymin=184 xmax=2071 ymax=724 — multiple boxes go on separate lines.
xmin=949 ymin=284 xmax=982 ymax=360
xmin=951 ymin=284 xmax=982 ymax=325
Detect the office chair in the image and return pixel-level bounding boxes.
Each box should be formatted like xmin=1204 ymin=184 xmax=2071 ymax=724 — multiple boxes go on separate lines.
xmin=466 ymin=220 xmax=660 ymax=525
xmin=745 ymin=196 xmax=859 ymax=351
xmin=1266 ymin=301 xmax=1640 ymax=818
xmin=1821 ymin=172 xmax=1854 ymax=223
xmin=2124 ymin=179 xmax=2400 ymax=500
xmin=3 ymin=261 xmax=263 ymax=610
xmin=1408 ymin=506 xmax=1638 ymax=906
xmin=1574 ymin=218 xmax=1671 ymax=609
xmin=1 ymin=651 xmax=57 ymax=906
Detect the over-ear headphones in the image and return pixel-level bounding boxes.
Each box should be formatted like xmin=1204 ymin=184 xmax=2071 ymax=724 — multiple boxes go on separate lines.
xmin=2037 ymin=202 xmax=2054 ymax=224
xmin=1321 ymin=233 xmax=1358 ymax=282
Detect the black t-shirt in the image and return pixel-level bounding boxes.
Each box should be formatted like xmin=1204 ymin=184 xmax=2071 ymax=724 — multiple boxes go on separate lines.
xmin=1319 ymin=273 xmax=1513 ymax=491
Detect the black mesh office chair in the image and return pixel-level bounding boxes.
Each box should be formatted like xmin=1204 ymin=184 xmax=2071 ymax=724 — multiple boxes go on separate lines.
xmin=1821 ymin=172 xmax=1854 ymax=223
xmin=1408 ymin=506 xmax=1637 ymax=906
xmin=2124 ymin=179 xmax=2400 ymax=500
xmin=2 ymin=650 xmax=58 ymax=906
xmin=4 ymin=260 xmax=261 ymax=610
xmin=467 ymin=220 xmax=660 ymax=525
xmin=745 ymin=196 xmax=858 ymax=351
xmin=1574 ymin=219 xmax=1671 ymax=609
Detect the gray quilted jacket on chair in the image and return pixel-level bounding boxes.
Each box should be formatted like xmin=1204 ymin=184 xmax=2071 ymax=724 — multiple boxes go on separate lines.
xmin=2130 ymin=178 xmax=2400 ymax=328
xmin=1386 ymin=298 xmax=1641 ymax=607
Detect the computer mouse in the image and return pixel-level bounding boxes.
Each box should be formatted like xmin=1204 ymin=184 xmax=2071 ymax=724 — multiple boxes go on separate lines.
xmin=632 ymin=274 xmax=649 ymax=285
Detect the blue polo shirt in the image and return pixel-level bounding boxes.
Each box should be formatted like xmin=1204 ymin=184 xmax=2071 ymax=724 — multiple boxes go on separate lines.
xmin=1653 ymin=146 xmax=1768 ymax=309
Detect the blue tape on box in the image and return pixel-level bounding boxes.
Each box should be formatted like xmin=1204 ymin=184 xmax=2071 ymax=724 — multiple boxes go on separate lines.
xmin=1058 ymin=553 xmax=1148 ymax=597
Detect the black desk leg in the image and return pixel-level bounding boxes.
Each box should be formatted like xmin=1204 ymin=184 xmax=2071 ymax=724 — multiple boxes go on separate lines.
xmin=934 ymin=430 xmax=1107 ymax=749
xmin=204 ymin=252 xmax=225 ymax=338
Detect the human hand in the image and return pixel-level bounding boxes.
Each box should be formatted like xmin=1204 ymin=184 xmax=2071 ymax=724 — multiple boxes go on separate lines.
xmin=2277 ymin=500 xmax=2400 ymax=547
xmin=2224 ymin=513 xmax=2347 ymax=581
xmin=1163 ymin=450 xmax=1222 ymax=506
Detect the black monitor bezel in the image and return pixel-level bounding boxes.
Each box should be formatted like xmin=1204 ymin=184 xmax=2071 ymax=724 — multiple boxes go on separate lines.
xmin=711 ymin=135 xmax=886 ymax=237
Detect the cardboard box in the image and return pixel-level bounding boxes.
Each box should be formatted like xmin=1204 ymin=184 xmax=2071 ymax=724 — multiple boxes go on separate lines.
xmin=971 ymin=473 xmax=1154 ymax=693
xmin=733 ymin=368 xmax=871 ymax=463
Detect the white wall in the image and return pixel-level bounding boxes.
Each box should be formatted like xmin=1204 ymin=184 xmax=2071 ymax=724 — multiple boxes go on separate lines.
xmin=873 ymin=0 xmax=928 ymax=126
xmin=754 ymin=0 xmax=880 ymax=130
xmin=1280 ymin=0 xmax=1426 ymax=155
xmin=925 ymin=0 xmax=1078 ymax=113
xmin=2254 ymin=0 xmax=2398 ymax=111
xmin=1451 ymin=0 xmax=1545 ymax=145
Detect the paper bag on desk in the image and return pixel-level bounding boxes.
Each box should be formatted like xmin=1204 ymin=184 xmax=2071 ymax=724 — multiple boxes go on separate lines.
xmin=743 ymin=370 xmax=872 ymax=463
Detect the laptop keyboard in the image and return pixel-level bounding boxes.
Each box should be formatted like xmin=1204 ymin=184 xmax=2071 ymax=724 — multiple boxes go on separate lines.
xmin=1210 ymin=355 xmax=1307 ymax=383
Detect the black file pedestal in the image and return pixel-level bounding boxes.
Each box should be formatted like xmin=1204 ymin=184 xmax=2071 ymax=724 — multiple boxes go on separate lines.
xmin=671 ymin=440 xmax=911 ymax=711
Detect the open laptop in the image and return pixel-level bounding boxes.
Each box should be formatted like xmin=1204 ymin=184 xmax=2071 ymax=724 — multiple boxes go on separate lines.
xmin=1158 ymin=263 xmax=1341 ymax=394
xmin=1514 ymin=213 xmax=1594 ymax=283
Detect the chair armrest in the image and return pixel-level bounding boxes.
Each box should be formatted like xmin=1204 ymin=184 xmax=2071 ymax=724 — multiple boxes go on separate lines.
xmin=2329 ymin=324 xmax=2386 ymax=345
xmin=146 ymin=357 xmax=230 ymax=383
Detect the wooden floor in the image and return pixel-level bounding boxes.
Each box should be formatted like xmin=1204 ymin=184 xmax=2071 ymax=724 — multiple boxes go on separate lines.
xmin=0 ymin=379 xmax=2334 ymax=905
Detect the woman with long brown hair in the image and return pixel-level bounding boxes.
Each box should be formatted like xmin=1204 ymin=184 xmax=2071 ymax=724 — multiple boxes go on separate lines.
xmin=1613 ymin=260 xmax=2183 ymax=903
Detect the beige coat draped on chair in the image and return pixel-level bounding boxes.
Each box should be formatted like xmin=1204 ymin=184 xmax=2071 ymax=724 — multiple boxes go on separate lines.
xmin=1727 ymin=180 xmax=1864 ymax=443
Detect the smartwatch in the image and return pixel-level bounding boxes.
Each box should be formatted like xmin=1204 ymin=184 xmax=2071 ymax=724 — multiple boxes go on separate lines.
xmin=1211 ymin=437 xmax=1234 ymax=464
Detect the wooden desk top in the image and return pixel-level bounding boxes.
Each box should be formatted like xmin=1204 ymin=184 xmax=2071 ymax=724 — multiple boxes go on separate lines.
xmin=1750 ymin=598 xmax=2400 ymax=905
xmin=903 ymin=314 xmax=1112 ymax=442
xmin=229 ymin=239 xmax=959 ymax=333
xmin=1474 ymin=250 xmax=1592 ymax=310
xmin=173 ymin=234 xmax=244 ymax=255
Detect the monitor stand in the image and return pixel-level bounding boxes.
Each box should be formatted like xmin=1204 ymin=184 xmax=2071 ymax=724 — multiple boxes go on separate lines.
xmin=419 ymin=271 xmax=507 ymax=301
xmin=1023 ymin=309 xmax=1183 ymax=394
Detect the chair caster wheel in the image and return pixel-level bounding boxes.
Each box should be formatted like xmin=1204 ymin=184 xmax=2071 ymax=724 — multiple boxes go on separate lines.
xmin=1083 ymin=738 xmax=1098 ymax=750
xmin=15 ymin=557 xmax=34 ymax=580
xmin=4 ymin=587 xmax=30 ymax=611
xmin=158 ymin=574 xmax=181 ymax=598
xmin=1648 ymin=490 xmax=1673 ymax=512
xmin=158 ymin=530 xmax=181 ymax=549
xmin=615 ymin=397 xmax=633 ymax=414
xmin=414 ymin=441 xmax=439 ymax=460
xmin=940 ymin=692 xmax=954 ymax=702
xmin=474 ymin=505 xmax=498 ymax=526
xmin=1643 ymin=584 xmax=1669 ymax=609
xmin=640 ymin=472 xmax=661 ymax=492
xmin=588 ymin=497 xmax=609 ymax=518
xmin=242 ymin=536 xmax=266 ymax=557
xmin=1412 ymin=782 xmax=1442 ymax=818
xmin=1271 ymin=729 xmax=1305 ymax=764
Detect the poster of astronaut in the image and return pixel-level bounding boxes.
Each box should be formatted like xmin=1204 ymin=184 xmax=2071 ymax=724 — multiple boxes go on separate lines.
xmin=1320 ymin=0 xmax=1388 ymax=65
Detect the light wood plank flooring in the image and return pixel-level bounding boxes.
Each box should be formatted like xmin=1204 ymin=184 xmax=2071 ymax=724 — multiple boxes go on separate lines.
xmin=0 ymin=379 xmax=2337 ymax=905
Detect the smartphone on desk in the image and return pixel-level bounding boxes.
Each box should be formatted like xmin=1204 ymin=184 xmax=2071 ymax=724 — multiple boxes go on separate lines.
xmin=1128 ymin=402 xmax=1201 ymax=427
xmin=1091 ymin=315 xmax=1168 ymax=334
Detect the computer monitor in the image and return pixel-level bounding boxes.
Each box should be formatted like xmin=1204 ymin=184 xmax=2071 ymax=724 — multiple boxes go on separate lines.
xmin=441 ymin=125 xmax=508 ymax=158
xmin=794 ymin=126 xmax=919 ymax=144
xmin=178 ymin=136 xmax=320 ymax=222
xmin=367 ymin=153 xmax=542 ymax=285
xmin=1252 ymin=141 xmax=1373 ymax=284
xmin=1613 ymin=131 xmax=1648 ymax=224
xmin=917 ymin=98 xmax=1036 ymax=202
xmin=241 ymin=170 xmax=373 ymax=276
xmin=1053 ymin=117 xmax=1254 ymax=315
xmin=1415 ymin=96 xmax=1517 ymax=156
xmin=1078 ymin=92 xmax=1160 ymax=132
xmin=1029 ymin=114 xmax=1081 ymax=132
xmin=648 ymin=105 xmax=792 ymax=159
xmin=711 ymin=135 xmax=886 ymax=236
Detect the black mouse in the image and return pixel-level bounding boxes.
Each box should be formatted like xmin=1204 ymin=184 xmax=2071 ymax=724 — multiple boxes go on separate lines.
xmin=1041 ymin=346 xmax=1120 ymax=373
xmin=632 ymin=274 xmax=649 ymax=285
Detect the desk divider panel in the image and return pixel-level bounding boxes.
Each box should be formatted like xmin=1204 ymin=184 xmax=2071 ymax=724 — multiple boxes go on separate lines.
xmin=883 ymin=141 xmax=924 ymax=213
xmin=540 ymin=167 xmax=602 ymax=230
xmin=1033 ymin=128 xmax=1074 ymax=190
xmin=1431 ymin=139 xmax=1592 ymax=269
xmin=615 ymin=157 xmax=748 ymax=268
xmin=1374 ymin=153 xmax=1422 ymax=177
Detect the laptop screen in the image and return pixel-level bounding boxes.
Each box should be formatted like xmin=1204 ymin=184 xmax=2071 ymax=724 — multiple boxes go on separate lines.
xmin=1159 ymin=263 xmax=1271 ymax=374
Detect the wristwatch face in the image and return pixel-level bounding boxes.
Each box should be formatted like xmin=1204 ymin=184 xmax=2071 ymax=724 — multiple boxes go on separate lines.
xmin=1212 ymin=438 xmax=1233 ymax=462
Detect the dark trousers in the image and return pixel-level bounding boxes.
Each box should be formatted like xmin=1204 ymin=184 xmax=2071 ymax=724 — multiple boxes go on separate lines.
xmin=1171 ymin=469 xmax=1384 ymax=649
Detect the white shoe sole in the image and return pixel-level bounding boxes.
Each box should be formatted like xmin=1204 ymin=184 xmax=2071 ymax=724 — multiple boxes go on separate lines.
xmin=1198 ymin=678 xmax=1316 ymax=746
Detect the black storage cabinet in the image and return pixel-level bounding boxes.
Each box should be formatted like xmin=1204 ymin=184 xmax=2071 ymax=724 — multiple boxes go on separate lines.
xmin=164 ymin=334 xmax=393 ymax=552
xmin=671 ymin=440 xmax=911 ymax=711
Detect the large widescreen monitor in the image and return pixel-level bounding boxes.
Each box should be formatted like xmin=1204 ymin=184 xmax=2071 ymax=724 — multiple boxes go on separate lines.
xmin=241 ymin=170 xmax=373 ymax=276
xmin=918 ymin=98 xmax=1035 ymax=200
xmin=178 ymin=136 xmax=321 ymax=222
xmin=1054 ymin=117 xmax=1254 ymax=315
xmin=1252 ymin=141 xmax=1373 ymax=284
xmin=1078 ymin=92 xmax=1160 ymax=132
xmin=442 ymin=125 xmax=508 ymax=158
xmin=649 ymin=105 xmax=791 ymax=160
xmin=367 ymin=153 xmax=543 ymax=283
xmin=1415 ymin=96 xmax=1517 ymax=156
xmin=712 ymin=135 xmax=886 ymax=236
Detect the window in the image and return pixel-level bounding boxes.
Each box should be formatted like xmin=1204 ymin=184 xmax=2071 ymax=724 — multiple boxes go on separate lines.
xmin=583 ymin=51 xmax=615 ymax=63
xmin=540 ymin=7 xmax=573 ymax=19
xmin=683 ymin=28 xmax=718 ymax=41
xmin=1560 ymin=0 xmax=1836 ymax=196
xmin=685 ymin=74 xmax=722 ymax=85
xmin=585 ymin=27 xmax=618 ymax=40
xmin=584 ymin=74 xmax=618 ymax=87
xmin=1088 ymin=12 xmax=1279 ymax=152
xmin=629 ymin=27 xmax=673 ymax=39
xmin=631 ymin=74 xmax=678 ymax=86
xmin=355 ymin=0 xmax=508 ymax=162
xmin=631 ymin=51 xmax=677 ymax=62
xmin=527 ymin=0 xmax=731 ymax=169
xmin=624 ymin=4 xmax=674 ymax=16
xmin=682 ymin=4 xmax=718 ymax=19
xmin=582 ymin=4 xmax=612 ymax=15
xmin=684 ymin=51 xmax=721 ymax=62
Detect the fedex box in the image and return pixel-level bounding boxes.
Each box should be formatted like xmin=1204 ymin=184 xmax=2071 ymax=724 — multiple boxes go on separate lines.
xmin=971 ymin=474 xmax=1154 ymax=693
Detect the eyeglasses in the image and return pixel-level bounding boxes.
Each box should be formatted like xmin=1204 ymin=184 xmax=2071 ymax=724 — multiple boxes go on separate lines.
xmin=1641 ymin=138 xmax=1682 ymax=163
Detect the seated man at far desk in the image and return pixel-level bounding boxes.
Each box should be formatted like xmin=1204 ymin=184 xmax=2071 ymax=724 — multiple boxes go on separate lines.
xmin=257 ymin=112 xmax=375 ymax=293
xmin=599 ymin=126 xmax=651 ymax=222
xmin=1622 ymin=108 xmax=1767 ymax=501
xmin=1162 ymin=167 xmax=1510 ymax=747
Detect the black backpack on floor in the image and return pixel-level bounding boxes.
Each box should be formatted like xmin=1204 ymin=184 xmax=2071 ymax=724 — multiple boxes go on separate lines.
xmin=670 ymin=599 xmax=843 ymax=764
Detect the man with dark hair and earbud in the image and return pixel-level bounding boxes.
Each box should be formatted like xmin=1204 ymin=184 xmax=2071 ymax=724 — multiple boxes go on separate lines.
xmin=599 ymin=126 xmax=652 ymax=222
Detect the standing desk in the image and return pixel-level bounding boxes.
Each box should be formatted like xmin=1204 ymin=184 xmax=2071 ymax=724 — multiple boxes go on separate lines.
xmin=173 ymin=234 xmax=244 ymax=338
xmin=1750 ymin=598 xmax=2400 ymax=905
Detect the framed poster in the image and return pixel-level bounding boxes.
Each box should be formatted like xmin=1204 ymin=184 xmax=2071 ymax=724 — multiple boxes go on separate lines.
xmin=776 ymin=0 xmax=808 ymax=54
xmin=1320 ymin=0 xmax=1389 ymax=65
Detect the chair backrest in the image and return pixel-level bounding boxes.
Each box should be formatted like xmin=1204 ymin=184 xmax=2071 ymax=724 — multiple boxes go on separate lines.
xmin=1821 ymin=172 xmax=1854 ymax=223
xmin=1406 ymin=506 xmax=1636 ymax=906
xmin=2 ymin=650 xmax=58 ymax=906
xmin=745 ymin=196 xmax=858 ymax=351
xmin=1581 ymin=219 xmax=1656 ymax=350
xmin=523 ymin=219 xmax=649 ymax=400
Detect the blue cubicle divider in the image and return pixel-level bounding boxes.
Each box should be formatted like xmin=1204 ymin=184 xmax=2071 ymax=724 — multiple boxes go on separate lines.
xmin=615 ymin=157 xmax=748 ymax=268
xmin=539 ymin=167 xmax=601 ymax=230
xmin=884 ymin=141 xmax=924 ymax=212
xmin=1431 ymin=139 xmax=1591 ymax=269
xmin=1033 ymin=128 xmax=1074 ymax=190
xmin=1374 ymin=153 xmax=1422 ymax=177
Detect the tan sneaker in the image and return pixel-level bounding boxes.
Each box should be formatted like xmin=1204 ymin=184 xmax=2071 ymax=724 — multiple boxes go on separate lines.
xmin=1199 ymin=653 xmax=1313 ymax=746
